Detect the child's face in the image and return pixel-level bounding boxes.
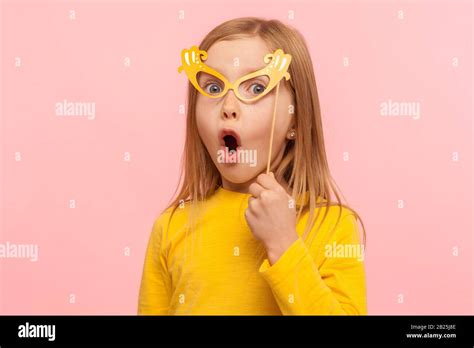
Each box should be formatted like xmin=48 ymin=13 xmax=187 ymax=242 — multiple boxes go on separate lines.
xmin=196 ymin=37 xmax=294 ymax=189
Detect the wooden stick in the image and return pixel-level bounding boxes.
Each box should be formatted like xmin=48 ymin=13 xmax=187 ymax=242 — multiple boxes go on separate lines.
xmin=266 ymin=82 xmax=280 ymax=174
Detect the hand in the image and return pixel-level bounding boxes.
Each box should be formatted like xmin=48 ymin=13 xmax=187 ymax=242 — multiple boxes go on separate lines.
xmin=245 ymin=172 xmax=299 ymax=265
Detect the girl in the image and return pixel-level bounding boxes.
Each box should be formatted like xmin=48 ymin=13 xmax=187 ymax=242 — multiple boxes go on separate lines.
xmin=138 ymin=17 xmax=367 ymax=315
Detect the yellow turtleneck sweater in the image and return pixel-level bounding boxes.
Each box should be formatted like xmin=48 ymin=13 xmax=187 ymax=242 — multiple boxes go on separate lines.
xmin=138 ymin=187 xmax=367 ymax=315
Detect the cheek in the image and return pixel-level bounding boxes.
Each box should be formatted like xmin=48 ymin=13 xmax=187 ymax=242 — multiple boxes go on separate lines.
xmin=243 ymin=95 xmax=275 ymax=124
xmin=241 ymin=102 xmax=273 ymax=141
xmin=274 ymin=92 xmax=294 ymax=136
xmin=247 ymin=95 xmax=293 ymax=143
xmin=195 ymin=98 xmax=216 ymax=143
xmin=241 ymin=93 xmax=291 ymax=147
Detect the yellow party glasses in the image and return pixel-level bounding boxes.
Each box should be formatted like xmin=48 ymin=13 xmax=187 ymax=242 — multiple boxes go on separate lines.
xmin=178 ymin=45 xmax=292 ymax=103
xmin=178 ymin=45 xmax=293 ymax=173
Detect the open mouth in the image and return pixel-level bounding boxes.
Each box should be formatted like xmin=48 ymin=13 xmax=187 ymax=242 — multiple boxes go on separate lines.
xmin=219 ymin=129 xmax=241 ymax=152
xmin=224 ymin=135 xmax=238 ymax=152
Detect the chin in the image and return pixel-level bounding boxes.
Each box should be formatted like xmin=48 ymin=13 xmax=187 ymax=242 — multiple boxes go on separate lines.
xmin=218 ymin=165 xmax=260 ymax=185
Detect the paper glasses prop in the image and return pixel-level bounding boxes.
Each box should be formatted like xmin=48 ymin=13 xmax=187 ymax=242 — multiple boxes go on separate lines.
xmin=178 ymin=45 xmax=292 ymax=173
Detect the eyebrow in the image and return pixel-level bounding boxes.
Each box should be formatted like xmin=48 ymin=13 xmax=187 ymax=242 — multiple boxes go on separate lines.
xmin=207 ymin=64 xmax=267 ymax=77
xmin=240 ymin=65 xmax=267 ymax=74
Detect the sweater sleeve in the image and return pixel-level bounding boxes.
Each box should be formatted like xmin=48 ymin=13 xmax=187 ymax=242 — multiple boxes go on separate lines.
xmin=138 ymin=216 xmax=172 ymax=315
xmin=258 ymin=211 xmax=367 ymax=315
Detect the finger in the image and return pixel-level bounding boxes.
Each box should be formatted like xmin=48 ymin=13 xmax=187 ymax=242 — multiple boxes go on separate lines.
xmin=248 ymin=182 xmax=265 ymax=198
xmin=244 ymin=207 xmax=253 ymax=221
xmin=247 ymin=196 xmax=261 ymax=213
xmin=256 ymin=172 xmax=284 ymax=192
xmin=244 ymin=207 xmax=257 ymax=223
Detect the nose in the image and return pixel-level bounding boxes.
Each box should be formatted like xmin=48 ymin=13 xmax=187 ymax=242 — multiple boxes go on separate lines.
xmin=221 ymin=90 xmax=240 ymax=121
xmin=223 ymin=110 xmax=237 ymax=119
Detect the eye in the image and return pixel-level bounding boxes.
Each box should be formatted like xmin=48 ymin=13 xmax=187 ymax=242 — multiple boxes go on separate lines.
xmin=250 ymin=83 xmax=266 ymax=95
xmin=205 ymin=82 xmax=223 ymax=95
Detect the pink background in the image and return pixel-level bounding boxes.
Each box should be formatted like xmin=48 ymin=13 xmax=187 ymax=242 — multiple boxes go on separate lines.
xmin=0 ymin=0 xmax=472 ymax=314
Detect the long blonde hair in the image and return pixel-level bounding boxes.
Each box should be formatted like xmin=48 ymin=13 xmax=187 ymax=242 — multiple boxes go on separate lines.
xmin=166 ymin=17 xmax=366 ymax=246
